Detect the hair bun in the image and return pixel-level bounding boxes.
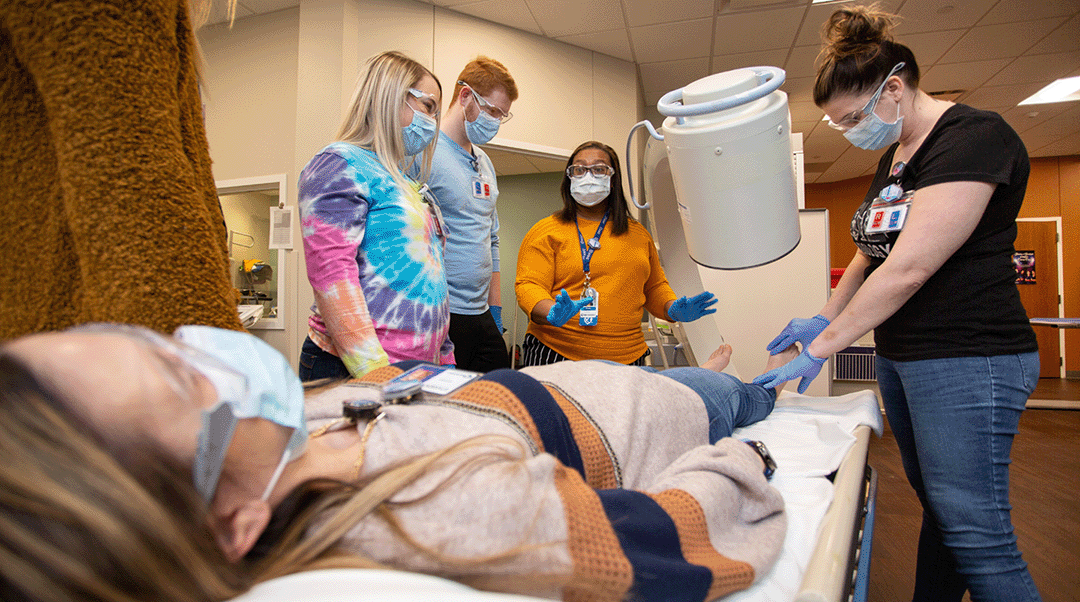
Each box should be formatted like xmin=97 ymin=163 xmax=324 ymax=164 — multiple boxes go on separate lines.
xmin=822 ymin=4 xmax=897 ymax=60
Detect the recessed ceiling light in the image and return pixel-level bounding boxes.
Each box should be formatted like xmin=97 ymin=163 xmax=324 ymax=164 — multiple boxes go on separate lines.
xmin=1018 ymin=76 xmax=1080 ymax=106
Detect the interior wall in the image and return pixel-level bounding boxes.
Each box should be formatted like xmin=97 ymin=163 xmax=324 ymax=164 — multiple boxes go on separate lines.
xmin=805 ymin=155 xmax=1080 ymax=374
xmin=492 ymin=172 xmax=565 ymax=355
xmin=199 ymin=8 xmax=300 ymax=356
xmin=198 ymin=0 xmax=642 ymax=369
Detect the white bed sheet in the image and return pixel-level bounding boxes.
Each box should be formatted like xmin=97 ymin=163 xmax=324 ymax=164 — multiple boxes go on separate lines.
xmin=726 ymin=388 xmax=883 ymax=602
xmin=229 ymin=389 xmax=883 ymax=602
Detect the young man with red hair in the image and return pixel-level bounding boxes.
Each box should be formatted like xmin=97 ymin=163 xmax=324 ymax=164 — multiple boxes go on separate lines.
xmin=425 ymin=57 xmax=519 ymax=372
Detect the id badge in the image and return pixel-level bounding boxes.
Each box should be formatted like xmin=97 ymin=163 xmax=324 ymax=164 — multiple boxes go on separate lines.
xmin=865 ymin=188 xmax=914 ymax=235
xmin=579 ymin=288 xmax=599 ymax=326
xmin=472 ymin=177 xmax=492 ymax=200
xmin=427 ymin=200 xmax=448 ymax=241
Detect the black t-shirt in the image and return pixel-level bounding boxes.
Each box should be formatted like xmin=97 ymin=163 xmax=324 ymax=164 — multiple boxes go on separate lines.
xmin=852 ymin=104 xmax=1038 ymax=361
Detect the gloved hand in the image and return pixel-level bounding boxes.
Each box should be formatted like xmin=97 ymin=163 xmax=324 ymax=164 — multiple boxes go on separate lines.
xmin=752 ymin=347 xmax=827 ymax=394
xmin=546 ymin=289 xmax=592 ymax=327
xmin=766 ymin=314 xmax=830 ymax=355
xmin=490 ymin=305 xmax=504 ymax=333
xmin=667 ymin=291 xmax=718 ymax=322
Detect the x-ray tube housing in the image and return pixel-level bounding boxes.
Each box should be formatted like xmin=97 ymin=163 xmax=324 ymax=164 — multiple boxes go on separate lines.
xmin=658 ymin=68 xmax=800 ymax=270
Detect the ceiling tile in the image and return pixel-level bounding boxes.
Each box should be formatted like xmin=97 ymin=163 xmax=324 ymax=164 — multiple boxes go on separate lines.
xmin=897 ymin=29 xmax=964 ymax=67
xmin=962 ymin=82 xmax=1046 ymax=110
xmin=984 ymin=51 xmax=1080 ymax=87
xmin=426 ymin=0 xmax=491 ymax=6
xmin=1028 ymin=14 xmax=1080 ymax=54
xmin=1030 ymin=128 xmax=1080 ymax=157
xmin=979 ymin=0 xmax=1080 ymax=25
xmin=623 ymin=0 xmax=713 ymax=28
xmin=940 ymin=18 xmax=1066 ymax=63
xmin=781 ymin=76 xmax=817 ymax=105
xmin=1001 ymin=103 xmax=1076 ymax=135
xmin=893 ymin=0 xmax=996 ymax=34
xmin=527 ymin=0 xmax=625 ymax=38
xmin=787 ymin=98 xmax=822 ymax=123
xmin=713 ymin=49 xmax=789 ymax=76
xmin=713 ymin=6 xmax=805 ymax=56
xmin=639 ymin=57 xmax=710 ymax=94
xmin=793 ymin=0 xmax=904 ymax=47
xmin=631 ymin=18 xmax=713 ymax=63
xmin=817 ymin=145 xmax=885 ymax=182
xmin=802 ymin=124 xmax=851 ymax=164
xmin=783 ymin=45 xmax=819 ymax=78
xmin=920 ymin=59 xmax=1012 ymax=96
xmin=451 ymin=0 xmax=543 ymax=35
xmin=555 ymin=28 xmax=633 ymax=62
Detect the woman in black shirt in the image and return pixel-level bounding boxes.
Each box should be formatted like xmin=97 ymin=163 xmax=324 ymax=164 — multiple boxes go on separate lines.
xmin=755 ymin=5 xmax=1041 ymax=602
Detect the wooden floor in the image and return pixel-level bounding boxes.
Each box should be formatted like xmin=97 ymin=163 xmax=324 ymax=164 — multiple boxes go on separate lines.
xmin=865 ymin=378 xmax=1080 ymax=602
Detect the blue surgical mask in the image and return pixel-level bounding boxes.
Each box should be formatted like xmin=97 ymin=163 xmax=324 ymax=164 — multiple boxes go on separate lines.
xmin=68 ymin=323 xmax=308 ymax=503
xmin=465 ymin=109 xmax=501 ymax=145
xmin=842 ymin=63 xmax=905 ymax=151
xmin=402 ymin=108 xmax=437 ymax=156
xmin=173 ymin=325 xmax=307 ymax=503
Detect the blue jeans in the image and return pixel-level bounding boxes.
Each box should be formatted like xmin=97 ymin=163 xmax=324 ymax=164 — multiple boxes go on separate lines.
xmin=656 ymin=368 xmax=777 ymax=443
xmin=876 ymin=352 xmax=1042 ymax=602
xmin=298 ymin=337 xmax=351 ymax=382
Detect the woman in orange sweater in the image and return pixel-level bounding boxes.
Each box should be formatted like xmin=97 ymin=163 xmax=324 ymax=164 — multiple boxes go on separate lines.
xmin=515 ymin=141 xmax=716 ymax=366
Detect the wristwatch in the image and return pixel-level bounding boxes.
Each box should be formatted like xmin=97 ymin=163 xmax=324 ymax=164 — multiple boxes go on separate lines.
xmin=744 ymin=440 xmax=777 ymax=479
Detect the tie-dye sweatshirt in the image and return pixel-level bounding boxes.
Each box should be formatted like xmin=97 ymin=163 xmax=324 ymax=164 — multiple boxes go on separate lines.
xmin=299 ymin=143 xmax=454 ymax=377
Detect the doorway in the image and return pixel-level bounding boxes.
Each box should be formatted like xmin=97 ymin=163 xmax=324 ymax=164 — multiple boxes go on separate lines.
xmin=1015 ymin=218 xmax=1064 ymax=378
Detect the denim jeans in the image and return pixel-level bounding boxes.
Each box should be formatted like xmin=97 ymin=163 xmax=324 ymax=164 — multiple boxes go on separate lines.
xmin=875 ymin=352 xmax=1042 ymax=602
xmin=297 ymin=336 xmax=351 ymax=382
xmin=656 ymin=368 xmax=777 ymax=443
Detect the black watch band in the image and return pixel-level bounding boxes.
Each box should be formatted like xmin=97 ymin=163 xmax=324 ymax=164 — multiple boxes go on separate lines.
xmin=744 ymin=440 xmax=777 ymax=479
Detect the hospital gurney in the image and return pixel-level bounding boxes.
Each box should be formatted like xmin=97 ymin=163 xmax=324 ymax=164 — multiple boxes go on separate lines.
xmin=230 ymin=387 xmax=881 ymax=602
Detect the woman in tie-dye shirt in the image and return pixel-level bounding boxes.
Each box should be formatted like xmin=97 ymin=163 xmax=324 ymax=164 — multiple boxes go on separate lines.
xmin=298 ymin=51 xmax=454 ymax=381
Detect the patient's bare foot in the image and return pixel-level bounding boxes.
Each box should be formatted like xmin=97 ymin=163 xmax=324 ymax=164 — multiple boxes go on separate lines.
xmin=701 ymin=344 xmax=733 ymax=372
xmin=763 ymin=343 xmax=800 ymax=391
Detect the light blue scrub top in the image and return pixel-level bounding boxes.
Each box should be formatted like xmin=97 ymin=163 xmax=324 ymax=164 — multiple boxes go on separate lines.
xmin=425 ymin=131 xmax=500 ymax=315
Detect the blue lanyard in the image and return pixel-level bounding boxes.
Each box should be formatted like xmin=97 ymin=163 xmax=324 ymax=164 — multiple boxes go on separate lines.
xmin=575 ymin=210 xmax=609 ymax=277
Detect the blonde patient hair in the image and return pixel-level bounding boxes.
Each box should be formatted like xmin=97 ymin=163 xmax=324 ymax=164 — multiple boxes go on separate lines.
xmin=338 ymin=51 xmax=443 ymax=192
xmin=0 ymin=355 xmax=251 ymax=602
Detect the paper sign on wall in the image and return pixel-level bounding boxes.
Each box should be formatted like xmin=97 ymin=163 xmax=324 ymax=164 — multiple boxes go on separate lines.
xmin=269 ymin=206 xmax=294 ymax=250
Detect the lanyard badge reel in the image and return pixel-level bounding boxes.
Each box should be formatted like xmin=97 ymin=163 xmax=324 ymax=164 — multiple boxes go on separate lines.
xmin=577 ymin=212 xmax=608 ymax=327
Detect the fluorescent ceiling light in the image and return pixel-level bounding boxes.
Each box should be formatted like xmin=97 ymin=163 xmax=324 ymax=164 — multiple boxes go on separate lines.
xmin=1018 ymin=76 xmax=1080 ymax=106
xmin=811 ymin=0 xmax=850 ymax=4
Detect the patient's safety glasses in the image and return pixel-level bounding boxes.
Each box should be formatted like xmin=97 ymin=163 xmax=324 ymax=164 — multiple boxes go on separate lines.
xmin=566 ymin=163 xmax=615 ymax=178
xmin=69 ymin=323 xmax=246 ymax=406
xmin=68 ymin=323 xmax=305 ymax=504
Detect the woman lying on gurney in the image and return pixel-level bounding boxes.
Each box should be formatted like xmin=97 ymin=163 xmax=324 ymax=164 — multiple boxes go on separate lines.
xmin=0 ymin=324 xmax=800 ymax=602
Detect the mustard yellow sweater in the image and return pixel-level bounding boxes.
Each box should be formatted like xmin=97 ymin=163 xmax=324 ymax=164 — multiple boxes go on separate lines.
xmin=0 ymin=0 xmax=242 ymax=339
xmin=516 ymin=214 xmax=677 ymax=363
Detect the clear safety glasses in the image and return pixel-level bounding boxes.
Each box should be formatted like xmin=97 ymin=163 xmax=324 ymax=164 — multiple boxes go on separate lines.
xmin=457 ymin=80 xmax=512 ymax=123
xmin=68 ymin=323 xmax=248 ymax=406
xmin=826 ymin=62 xmax=905 ymax=131
xmin=406 ymin=88 xmax=440 ymax=119
xmin=566 ymin=164 xmax=615 ymax=178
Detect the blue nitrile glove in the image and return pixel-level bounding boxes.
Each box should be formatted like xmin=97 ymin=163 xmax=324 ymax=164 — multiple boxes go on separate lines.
xmin=752 ymin=347 xmax=827 ymax=394
xmin=766 ymin=314 xmax=830 ymax=355
xmin=546 ymin=289 xmax=592 ymax=327
xmin=667 ymin=291 xmax=718 ymax=322
xmin=490 ymin=305 xmax=504 ymax=333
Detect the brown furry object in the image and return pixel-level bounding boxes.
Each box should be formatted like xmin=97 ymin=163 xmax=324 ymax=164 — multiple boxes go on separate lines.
xmin=0 ymin=0 xmax=243 ymax=339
